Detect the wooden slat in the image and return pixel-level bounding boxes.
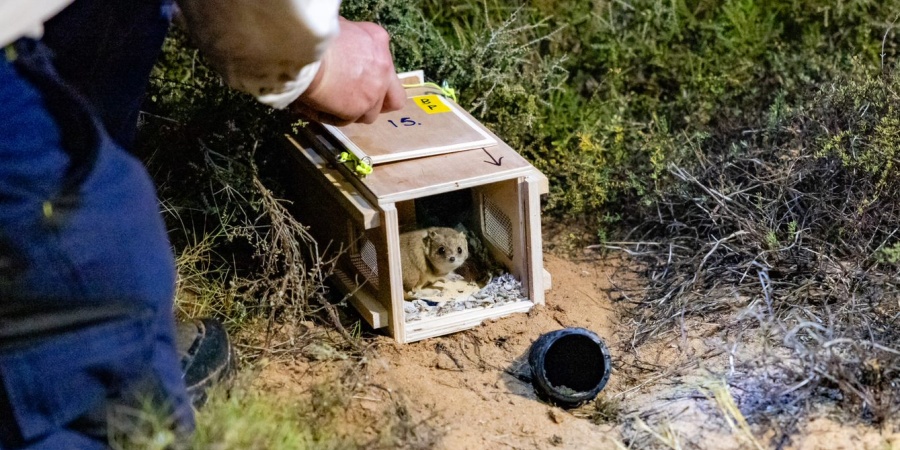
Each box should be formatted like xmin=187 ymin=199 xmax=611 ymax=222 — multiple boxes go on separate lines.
xmin=323 ymin=92 xmax=496 ymax=164
xmin=523 ymin=174 xmax=546 ymax=304
xmin=333 ymin=269 xmax=388 ymax=329
xmin=284 ymin=135 xmax=380 ymax=229
xmin=299 ymin=85 xmax=544 ymax=205
xmin=397 ymin=70 xmax=424 ymax=84
xmin=537 ymin=172 xmax=550 ymax=195
xmin=293 ymin=127 xmax=382 ymax=207
xmin=298 ymin=119 xmax=536 ymax=205
xmin=356 ymin=90 xmax=540 ymax=203
xmin=404 ymin=301 xmax=535 ymax=343
xmin=361 ymin=143 xmax=534 ymax=204
xmin=376 ymin=204 xmax=407 ymax=343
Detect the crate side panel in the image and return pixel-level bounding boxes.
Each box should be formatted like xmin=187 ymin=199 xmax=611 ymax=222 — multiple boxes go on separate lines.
xmin=284 ymin=137 xmax=386 ymax=328
xmin=474 ymin=179 xmax=528 ymax=290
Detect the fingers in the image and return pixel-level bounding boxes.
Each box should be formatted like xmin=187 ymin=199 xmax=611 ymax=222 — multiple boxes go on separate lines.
xmin=382 ymin=76 xmax=407 ymax=113
xmin=357 ymin=21 xmax=406 ymax=117
xmin=360 ymin=96 xmax=386 ymax=124
xmin=292 ymin=103 xmax=353 ymax=127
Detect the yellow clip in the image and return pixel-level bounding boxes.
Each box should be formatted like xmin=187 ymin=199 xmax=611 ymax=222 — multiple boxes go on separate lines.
xmin=42 ymin=201 xmax=53 ymax=219
xmin=338 ymin=152 xmax=373 ymax=178
xmin=355 ymin=162 xmax=373 ymax=176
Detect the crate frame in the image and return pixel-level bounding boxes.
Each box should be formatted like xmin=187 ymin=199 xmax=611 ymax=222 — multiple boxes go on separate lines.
xmin=284 ymin=123 xmax=549 ymax=344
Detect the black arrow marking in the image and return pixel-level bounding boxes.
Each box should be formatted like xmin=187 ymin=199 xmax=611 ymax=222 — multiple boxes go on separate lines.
xmin=482 ymin=149 xmax=503 ymax=166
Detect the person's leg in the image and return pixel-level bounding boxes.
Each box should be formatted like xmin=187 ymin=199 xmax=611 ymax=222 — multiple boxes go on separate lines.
xmin=40 ymin=0 xmax=236 ymax=410
xmin=0 ymin=39 xmax=192 ymax=448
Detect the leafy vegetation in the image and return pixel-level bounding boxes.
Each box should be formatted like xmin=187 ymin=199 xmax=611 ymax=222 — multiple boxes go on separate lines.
xmin=344 ymin=0 xmax=899 ymax=235
xmin=143 ymin=1 xmax=900 ymax=325
xmin=143 ymin=28 xmax=343 ymax=334
xmin=137 ymin=0 xmax=900 ymax=446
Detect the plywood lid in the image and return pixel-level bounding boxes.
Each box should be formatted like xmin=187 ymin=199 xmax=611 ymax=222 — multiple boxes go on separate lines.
xmin=301 ymin=120 xmax=538 ymax=204
xmin=322 ymin=85 xmax=497 ymax=165
xmin=359 ymin=139 xmax=536 ymax=203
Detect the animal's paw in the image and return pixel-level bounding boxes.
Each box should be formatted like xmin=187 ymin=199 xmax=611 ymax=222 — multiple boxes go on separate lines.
xmin=446 ymin=273 xmax=465 ymax=282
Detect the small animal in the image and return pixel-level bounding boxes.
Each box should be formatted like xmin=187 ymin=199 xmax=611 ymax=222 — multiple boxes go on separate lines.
xmin=399 ymin=227 xmax=469 ymax=299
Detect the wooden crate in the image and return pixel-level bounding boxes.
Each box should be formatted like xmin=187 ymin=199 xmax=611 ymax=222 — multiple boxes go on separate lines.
xmin=283 ymin=113 xmax=550 ymax=344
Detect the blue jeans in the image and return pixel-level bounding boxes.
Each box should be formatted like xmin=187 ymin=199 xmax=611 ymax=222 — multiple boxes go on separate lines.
xmin=0 ymin=3 xmax=191 ymax=448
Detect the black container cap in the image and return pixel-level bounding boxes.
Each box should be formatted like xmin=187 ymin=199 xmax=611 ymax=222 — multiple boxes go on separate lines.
xmin=528 ymin=327 xmax=612 ymax=408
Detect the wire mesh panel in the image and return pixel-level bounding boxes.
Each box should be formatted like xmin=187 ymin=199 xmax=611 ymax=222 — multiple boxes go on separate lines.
xmin=482 ymin=195 xmax=514 ymax=258
xmin=350 ymin=234 xmax=380 ymax=290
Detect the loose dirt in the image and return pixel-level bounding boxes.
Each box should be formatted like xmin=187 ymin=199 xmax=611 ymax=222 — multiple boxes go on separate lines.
xmin=364 ymin=254 xmax=621 ymax=449
xmin=256 ymin=253 xmax=900 ymax=449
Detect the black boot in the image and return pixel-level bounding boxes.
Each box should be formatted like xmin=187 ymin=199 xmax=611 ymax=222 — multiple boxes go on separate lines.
xmin=175 ymin=318 xmax=234 ymax=407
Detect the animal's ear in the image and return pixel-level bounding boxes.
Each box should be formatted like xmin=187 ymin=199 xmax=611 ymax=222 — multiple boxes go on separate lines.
xmin=428 ymin=229 xmax=437 ymax=239
xmin=459 ymin=231 xmax=467 ymax=240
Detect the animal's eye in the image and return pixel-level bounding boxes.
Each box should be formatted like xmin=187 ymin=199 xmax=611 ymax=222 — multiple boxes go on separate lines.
xmin=457 ymin=247 xmax=463 ymax=254
xmin=438 ymin=246 xmax=445 ymax=254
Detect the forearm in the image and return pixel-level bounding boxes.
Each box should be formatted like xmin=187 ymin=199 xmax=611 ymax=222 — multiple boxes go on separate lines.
xmin=176 ymin=0 xmax=340 ymax=109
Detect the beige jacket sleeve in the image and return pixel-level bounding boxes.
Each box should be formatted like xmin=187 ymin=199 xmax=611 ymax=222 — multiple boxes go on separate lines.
xmin=0 ymin=0 xmax=74 ymax=47
xmin=176 ymin=0 xmax=340 ymax=109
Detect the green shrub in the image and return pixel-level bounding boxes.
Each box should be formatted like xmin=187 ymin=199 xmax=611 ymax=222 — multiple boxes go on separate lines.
xmin=346 ymin=0 xmax=900 ymax=235
xmin=140 ymin=0 xmax=900 ymax=321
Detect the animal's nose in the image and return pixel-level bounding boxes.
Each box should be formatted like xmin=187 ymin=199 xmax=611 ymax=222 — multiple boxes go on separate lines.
xmin=449 ymin=257 xmax=456 ymax=262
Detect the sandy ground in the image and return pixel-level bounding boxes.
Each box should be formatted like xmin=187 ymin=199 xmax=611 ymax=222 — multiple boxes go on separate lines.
xmin=366 ymin=254 xmax=621 ymax=449
xmin=257 ymin=253 xmax=900 ymax=449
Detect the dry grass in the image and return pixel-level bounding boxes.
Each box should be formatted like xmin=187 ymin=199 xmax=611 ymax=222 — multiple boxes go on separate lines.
xmin=109 ymin=356 xmax=440 ymax=450
xmin=632 ymin=418 xmax=685 ymax=450
xmin=610 ymin=69 xmax=900 ymax=438
xmin=699 ymin=380 xmax=764 ymax=450
xmin=156 ymin=147 xmax=428 ymax=447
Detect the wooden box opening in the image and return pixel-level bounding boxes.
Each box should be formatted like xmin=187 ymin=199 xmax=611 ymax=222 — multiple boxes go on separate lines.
xmin=383 ymin=187 xmax=533 ymax=325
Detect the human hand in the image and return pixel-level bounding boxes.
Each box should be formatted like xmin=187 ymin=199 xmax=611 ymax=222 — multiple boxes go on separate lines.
xmin=291 ymin=18 xmax=406 ymax=126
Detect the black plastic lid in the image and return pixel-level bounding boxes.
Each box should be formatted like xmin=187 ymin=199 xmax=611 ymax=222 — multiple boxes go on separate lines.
xmin=528 ymin=327 xmax=612 ymax=408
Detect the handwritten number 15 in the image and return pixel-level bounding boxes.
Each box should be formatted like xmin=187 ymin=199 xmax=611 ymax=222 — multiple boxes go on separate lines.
xmin=387 ymin=117 xmax=417 ymax=127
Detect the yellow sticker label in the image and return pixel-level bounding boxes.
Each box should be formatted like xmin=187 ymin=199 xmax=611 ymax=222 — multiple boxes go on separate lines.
xmin=413 ymin=95 xmax=451 ymax=114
